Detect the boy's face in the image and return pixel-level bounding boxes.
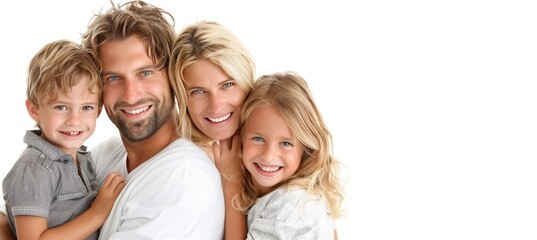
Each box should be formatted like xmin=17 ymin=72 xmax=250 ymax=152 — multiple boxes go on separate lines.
xmin=241 ymin=105 xmax=303 ymax=195
xmin=26 ymin=77 xmax=101 ymax=157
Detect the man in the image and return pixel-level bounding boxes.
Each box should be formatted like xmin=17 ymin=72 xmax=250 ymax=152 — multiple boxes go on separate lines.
xmin=82 ymin=1 xmax=224 ymax=239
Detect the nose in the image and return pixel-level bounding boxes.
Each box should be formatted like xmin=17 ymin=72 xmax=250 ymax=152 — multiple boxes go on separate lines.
xmin=262 ymin=143 xmax=278 ymax=160
xmin=66 ymin=109 xmax=82 ymax=126
xmin=208 ymin=93 xmax=225 ymax=113
xmin=122 ymin=77 xmax=142 ymax=104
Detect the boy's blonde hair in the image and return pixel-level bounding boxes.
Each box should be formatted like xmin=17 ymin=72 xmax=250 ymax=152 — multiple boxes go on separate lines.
xmin=170 ymin=20 xmax=256 ymax=147
xmin=235 ymin=72 xmax=345 ymax=218
xmin=27 ymin=40 xmax=101 ymax=107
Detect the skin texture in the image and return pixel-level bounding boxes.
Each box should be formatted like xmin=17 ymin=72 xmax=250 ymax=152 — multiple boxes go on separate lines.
xmin=99 ymin=35 xmax=178 ymax=171
xmin=183 ymin=59 xmax=247 ymax=142
xmin=212 ymin=134 xmax=246 ymax=240
xmin=26 ymin=78 xmax=100 ymax=158
xmin=0 ymin=212 xmax=14 ymax=240
xmin=241 ymin=106 xmax=303 ymax=195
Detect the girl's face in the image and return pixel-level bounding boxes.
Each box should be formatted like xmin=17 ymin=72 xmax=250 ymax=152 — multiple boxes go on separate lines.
xmin=183 ymin=59 xmax=247 ymax=141
xmin=27 ymin=78 xmax=101 ymax=158
xmin=241 ymin=105 xmax=303 ymax=195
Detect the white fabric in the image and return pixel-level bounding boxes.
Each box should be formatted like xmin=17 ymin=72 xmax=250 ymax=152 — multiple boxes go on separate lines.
xmin=247 ymin=187 xmax=335 ymax=240
xmin=91 ymin=136 xmax=224 ymax=240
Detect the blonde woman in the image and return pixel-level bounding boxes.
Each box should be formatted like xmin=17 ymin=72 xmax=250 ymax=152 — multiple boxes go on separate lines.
xmin=170 ymin=20 xmax=256 ymax=239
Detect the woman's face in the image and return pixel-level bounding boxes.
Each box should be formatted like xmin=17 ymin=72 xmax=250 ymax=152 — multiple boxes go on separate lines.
xmin=183 ymin=59 xmax=247 ymax=141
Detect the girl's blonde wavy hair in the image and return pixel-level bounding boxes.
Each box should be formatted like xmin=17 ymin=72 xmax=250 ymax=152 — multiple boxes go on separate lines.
xmin=235 ymin=72 xmax=345 ymax=218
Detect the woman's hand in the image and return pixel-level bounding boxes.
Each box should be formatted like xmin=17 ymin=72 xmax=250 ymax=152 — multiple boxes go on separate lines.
xmin=213 ymin=133 xmax=243 ymax=181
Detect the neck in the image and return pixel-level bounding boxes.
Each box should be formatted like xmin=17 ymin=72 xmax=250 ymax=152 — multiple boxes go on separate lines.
xmin=122 ymin=115 xmax=180 ymax=172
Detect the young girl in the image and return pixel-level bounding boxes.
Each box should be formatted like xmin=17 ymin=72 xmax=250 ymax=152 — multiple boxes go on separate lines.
xmin=216 ymin=72 xmax=345 ymax=239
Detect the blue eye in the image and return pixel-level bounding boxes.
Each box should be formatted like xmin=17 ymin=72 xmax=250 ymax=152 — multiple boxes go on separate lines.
xmin=82 ymin=106 xmax=95 ymax=111
xmin=191 ymin=89 xmax=205 ymax=95
xmin=280 ymin=141 xmax=293 ymax=147
xmin=253 ymin=136 xmax=264 ymax=142
xmin=141 ymin=70 xmax=152 ymax=77
xmin=54 ymin=105 xmax=67 ymax=111
xmin=107 ymin=75 xmax=120 ymax=81
xmin=222 ymin=82 xmax=235 ymax=89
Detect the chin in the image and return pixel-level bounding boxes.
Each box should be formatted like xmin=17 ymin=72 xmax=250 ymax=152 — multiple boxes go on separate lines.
xmin=211 ymin=132 xmax=232 ymax=141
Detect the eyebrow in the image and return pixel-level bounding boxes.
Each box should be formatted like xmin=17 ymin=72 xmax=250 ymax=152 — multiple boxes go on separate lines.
xmin=185 ymin=78 xmax=234 ymax=90
xmin=101 ymin=65 xmax=157 ymax=77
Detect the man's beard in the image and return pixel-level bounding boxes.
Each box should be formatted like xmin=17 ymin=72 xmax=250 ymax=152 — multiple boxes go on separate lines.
xmin=111 ymin=98 xmax=173 ymax=142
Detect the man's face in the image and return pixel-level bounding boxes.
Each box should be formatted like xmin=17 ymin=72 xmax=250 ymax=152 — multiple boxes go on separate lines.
xmin=99 ymin=35 xmax=174 ymax=142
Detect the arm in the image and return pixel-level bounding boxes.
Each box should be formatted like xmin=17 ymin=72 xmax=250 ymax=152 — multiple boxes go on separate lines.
xmin=14 ymin=172 xmax=124 ymax=240
xmin=0 ymin=212 xmax=15 ymax=240
xmin=213 ymin=134 xmax=247 ymax=240
xmin=334 ymin=229 xmax=338 ymax=240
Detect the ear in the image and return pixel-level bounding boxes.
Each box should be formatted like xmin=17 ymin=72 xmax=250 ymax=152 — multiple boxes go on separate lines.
xmin=26 ymin=99 xmax=40 ymax=123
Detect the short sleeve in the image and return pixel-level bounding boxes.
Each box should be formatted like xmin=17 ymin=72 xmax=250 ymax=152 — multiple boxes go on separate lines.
xmin=4 ymin=160 xmax=55 ymax=217
xmin=247 ymin=189 xmax=333 ymax=240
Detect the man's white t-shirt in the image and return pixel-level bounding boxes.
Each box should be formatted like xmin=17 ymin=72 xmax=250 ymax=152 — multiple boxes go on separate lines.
xmin=91 ymin=136 xmax=224 ymax=240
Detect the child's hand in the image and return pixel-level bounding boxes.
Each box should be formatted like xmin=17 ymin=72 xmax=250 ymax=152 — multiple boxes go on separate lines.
xmin=90 ymin=172 xmax=125 ymax=220
xmin=213 ymin=133 xmax=242 ymax=182
xmin=0 ymin=212 xmax=15 ymax=240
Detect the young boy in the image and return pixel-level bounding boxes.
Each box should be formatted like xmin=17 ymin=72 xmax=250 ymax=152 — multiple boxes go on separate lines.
xmin=2 ymin=40 xmax=125 ymax=240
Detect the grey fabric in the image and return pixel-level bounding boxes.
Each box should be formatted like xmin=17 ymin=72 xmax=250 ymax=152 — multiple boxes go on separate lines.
xmin=3 ymin=130 xmax=99 ymax=239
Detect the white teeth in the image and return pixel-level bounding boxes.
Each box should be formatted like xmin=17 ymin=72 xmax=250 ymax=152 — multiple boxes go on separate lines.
xmin=124 ymin=106 xmax=149 ymax=114
xmin=258 ymin=164 xmax=281 ymax=172
xmin=64 ymin=131 xmax=80 ymax=136
xmin=208 ymin=113 xmax=231 ymax=123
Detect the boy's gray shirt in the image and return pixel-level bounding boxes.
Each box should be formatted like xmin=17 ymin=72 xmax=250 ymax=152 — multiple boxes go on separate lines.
xmin=2 ymin=130 xmax=99 ymax=239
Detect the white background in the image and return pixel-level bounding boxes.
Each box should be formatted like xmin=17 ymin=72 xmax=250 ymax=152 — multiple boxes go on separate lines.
xmin=1 ymin=0 xmax=536 ymax=239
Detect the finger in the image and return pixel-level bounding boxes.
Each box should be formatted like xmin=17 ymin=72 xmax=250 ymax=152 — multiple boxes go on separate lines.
xmin=231 ymin=134 xmax=241 ymax=152
xmin=109 ymin=174 xmax=125 ymax=187
xmin=101 ymin=172 xmax=120 ymax=188
xmin=107 ymin=176 xmax=125 ymax=195
xmin=212 ymin=141 xmax=221 ymax=163
xmin=223 ymin=137 xmax=233 ymax=151
xmin=114 ymin=181 xmax=126 ymax=195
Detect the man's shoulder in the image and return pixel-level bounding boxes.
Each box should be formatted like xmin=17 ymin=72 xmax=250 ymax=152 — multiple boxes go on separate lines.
xmin=161 ymin=138 xmax=213 ymax=165
xmin=131 ymin=138 xmax=223 ymax=194
xmin=152 ymin=138 xmax=221 ymax=180
xmin=167 ymin=137 xmax=204 ymax=152
xmin=89 ymin=136 xmax=123 ymax=156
